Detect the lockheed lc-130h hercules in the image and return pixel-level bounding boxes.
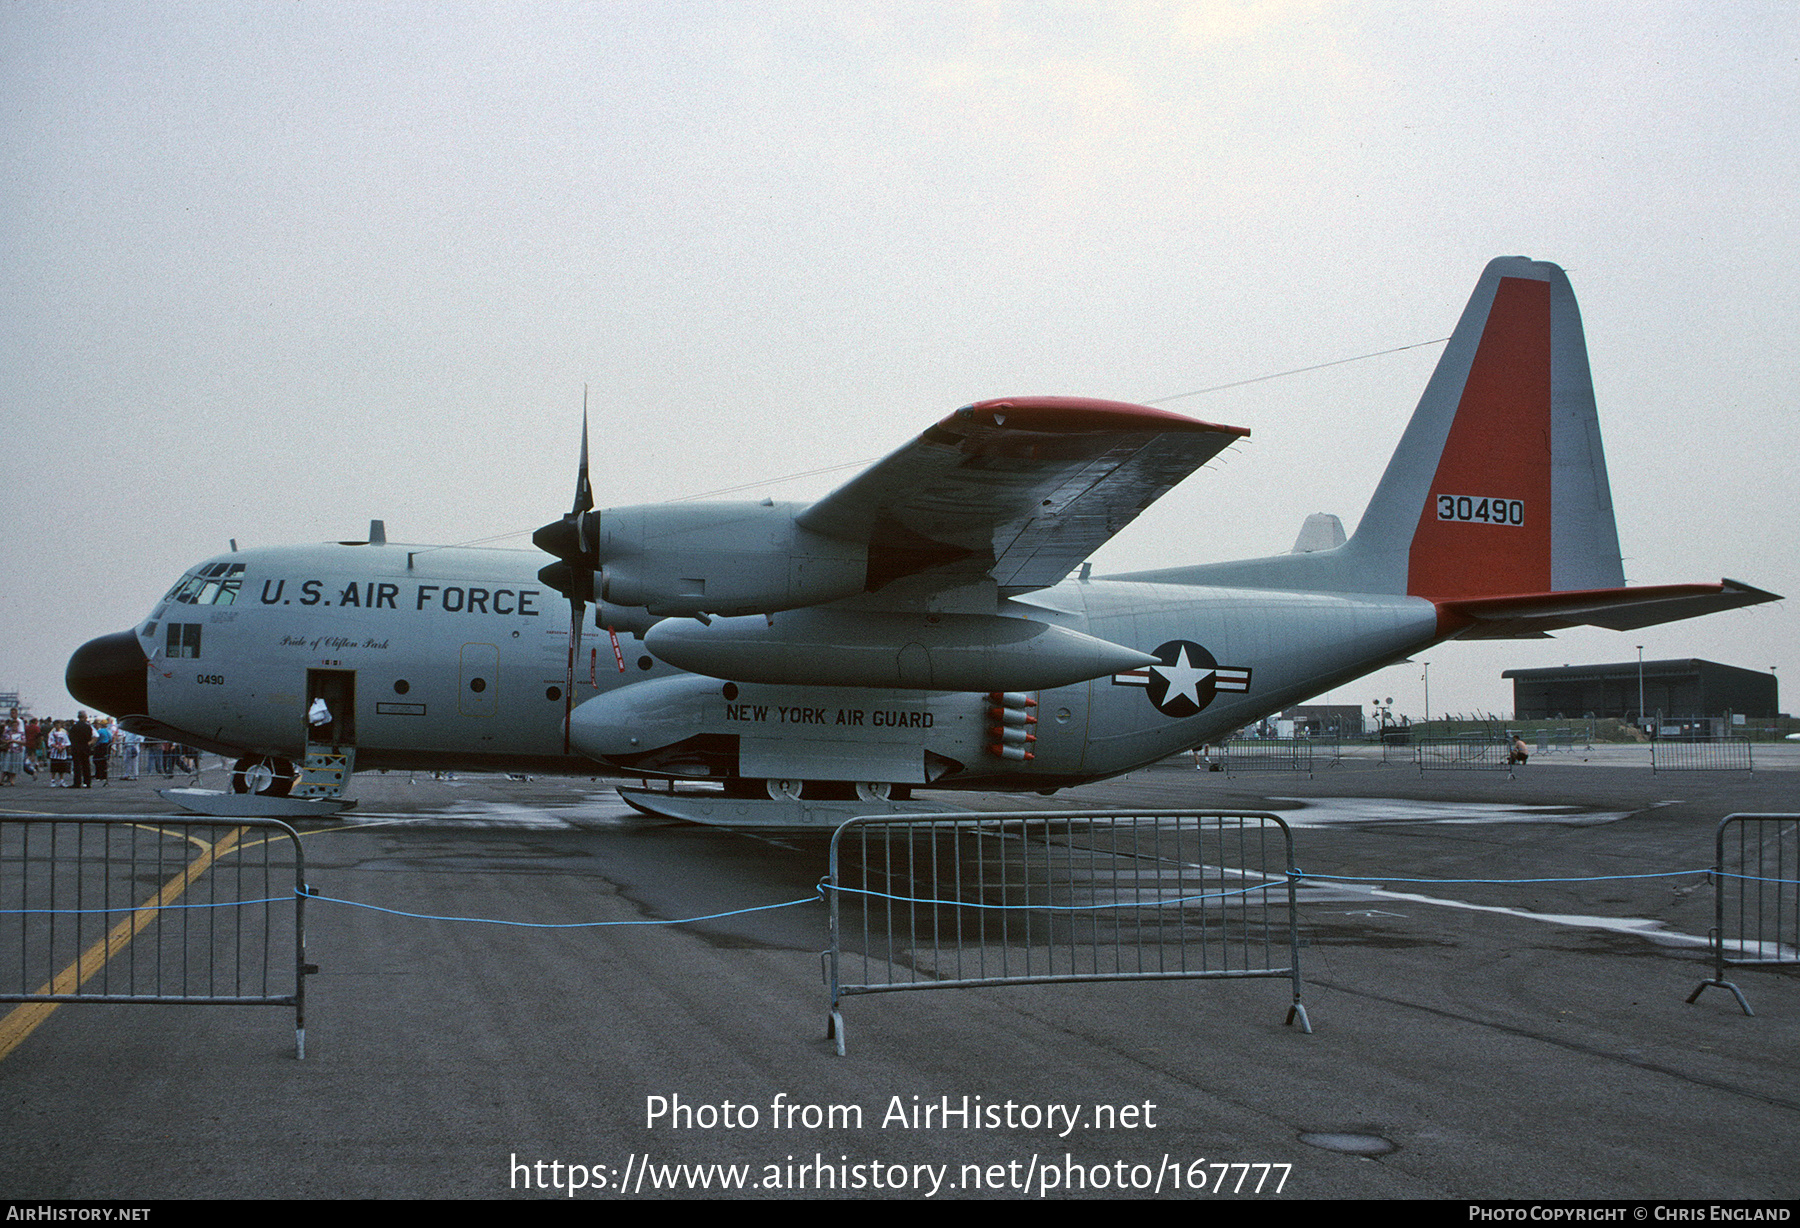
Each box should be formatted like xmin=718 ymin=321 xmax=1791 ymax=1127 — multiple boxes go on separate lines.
xmin=66 ymin=258 xmax=1778 ymax=825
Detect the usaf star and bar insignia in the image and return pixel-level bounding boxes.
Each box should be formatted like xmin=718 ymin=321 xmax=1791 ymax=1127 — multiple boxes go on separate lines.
xmin=1112 ymin=640 xmax=1251 ymax=718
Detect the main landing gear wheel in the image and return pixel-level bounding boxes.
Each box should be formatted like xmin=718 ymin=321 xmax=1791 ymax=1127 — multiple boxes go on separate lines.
xmin=231 ymin=755 xmax=295 ymax=797
xmin=854 ymin=781 xmax=892 ymax=802
xmin=764 ymin=778 xmax=804 ymax=801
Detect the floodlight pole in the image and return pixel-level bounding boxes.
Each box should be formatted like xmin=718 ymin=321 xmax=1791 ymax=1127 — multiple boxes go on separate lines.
xmin=1636 ymin=646 xmax=1645 ymax=728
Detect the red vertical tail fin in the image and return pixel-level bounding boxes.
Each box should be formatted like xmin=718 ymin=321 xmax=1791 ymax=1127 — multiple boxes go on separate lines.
xmin=1347 ymin=257 xmax=1623 ymax=600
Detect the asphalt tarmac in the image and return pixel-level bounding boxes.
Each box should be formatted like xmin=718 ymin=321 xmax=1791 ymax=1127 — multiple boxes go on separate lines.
xmin=2 ymin=746 xmax=1796 ymax=1201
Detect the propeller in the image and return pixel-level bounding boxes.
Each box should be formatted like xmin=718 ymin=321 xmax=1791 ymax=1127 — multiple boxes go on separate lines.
xmin=533 ymin=396 xmax=599 ymax=754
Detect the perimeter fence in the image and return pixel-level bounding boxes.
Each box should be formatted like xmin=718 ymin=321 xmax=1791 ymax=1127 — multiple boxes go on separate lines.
xmin=824 ymin=810 xmax=1308 ymax=1055
xmin=1536 ymin=726 xmax=1584 ymax=754
xmin=0 ymin=816 xmax=310 ymax=1056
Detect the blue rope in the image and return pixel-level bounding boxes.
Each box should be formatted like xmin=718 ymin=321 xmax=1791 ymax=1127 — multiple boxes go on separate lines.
xmin=300 ymin=888 xmax=824 ymax=928
xmin=1 ymin=897 xmax=289 ymax=915
xmin=9 ymin=867 xmax=1795 ymax=927
xmin=1294 ymin=867 xmax=1720 ymax=886
xmin=0 ymin=889 xmax=826 ymax=926
xmin=825 ymin=881 xmax=1279 ymax=910
xmin=1713 ymin=871 xmax=1800 ymax=885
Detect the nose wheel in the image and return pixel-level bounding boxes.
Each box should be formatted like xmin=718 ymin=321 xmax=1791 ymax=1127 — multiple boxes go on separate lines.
xmin=231 ymin=755 xmax=295 ymax=797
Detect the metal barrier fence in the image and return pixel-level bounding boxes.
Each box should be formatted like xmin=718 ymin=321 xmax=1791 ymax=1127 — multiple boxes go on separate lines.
xmin=825 ymin=810 xmax=1309 ymax=1055
xmin=1651 ymin=737 xmax=1754 ymax=773
xmin=1209 ymin=738 xmax=1322 ymax=777
xmin=1413 ymin=736 xmax=1514 ymax=773
xmin=0 ymin=817 xmax=310 ymax=1056
xmin=1529 ymin=727 xmax=1587 ymax=755
xmin=1689 ymin=813 xmax=1798 ymax=1016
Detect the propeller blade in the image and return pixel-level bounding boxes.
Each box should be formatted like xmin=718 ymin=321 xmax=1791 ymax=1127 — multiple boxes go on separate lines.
xmin=538 ymin=394 xmax=599 ymax=757
xmin=573 ymin=391 xmax=594 ymax=516
xmin=533 ymin=398 xmax=600 ymax=597
xmin=564 ymin=598 xmax=583 ymax=755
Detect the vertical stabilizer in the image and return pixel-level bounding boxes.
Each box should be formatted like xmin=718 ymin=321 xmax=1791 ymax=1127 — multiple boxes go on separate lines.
xmin=1291 ymin=513 xmax=1347 ymax=554
xmin=1346 ymin=257 xmax=1623 ymax=599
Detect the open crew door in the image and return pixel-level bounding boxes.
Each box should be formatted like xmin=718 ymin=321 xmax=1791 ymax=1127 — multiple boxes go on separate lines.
xmin=301 ymin=668 xmax=357 ymax=798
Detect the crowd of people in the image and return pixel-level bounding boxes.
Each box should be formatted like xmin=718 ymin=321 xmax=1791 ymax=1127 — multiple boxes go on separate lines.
xmin=0 ymin=707 xmax=187 ymax=787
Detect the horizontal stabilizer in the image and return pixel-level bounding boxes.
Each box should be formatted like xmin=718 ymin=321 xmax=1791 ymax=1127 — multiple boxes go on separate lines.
xmin=1438 ymin=579 xmax=1781 ymax=640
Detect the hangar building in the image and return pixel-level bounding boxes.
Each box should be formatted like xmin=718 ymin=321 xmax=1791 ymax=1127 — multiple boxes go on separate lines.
xmin=1501 ymin=659 xmax=1778 ymax=721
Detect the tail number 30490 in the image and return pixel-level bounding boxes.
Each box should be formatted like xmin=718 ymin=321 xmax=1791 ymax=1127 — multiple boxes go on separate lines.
xmin=1437 ymin=495 xmax=1524 ymax=526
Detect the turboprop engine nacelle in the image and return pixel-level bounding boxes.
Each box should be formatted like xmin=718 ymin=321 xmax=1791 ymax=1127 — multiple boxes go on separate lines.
xmin=587 ymin=501 xmax=869 ymax=618
xmin=644 ymin=608 xmax=1158 ymax=691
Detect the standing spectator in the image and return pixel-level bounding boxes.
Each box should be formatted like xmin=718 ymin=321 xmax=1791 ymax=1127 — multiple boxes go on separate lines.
xmin=0 ymin=710 xmax=23 ymax=785
xmin=25 ymin=716 xmax=43 ymax=774
xmin=70 ymin=712 xmax=93 ymax=789
xmin=121 ymin=728 xmax=141 ymax=780
xmin=48 ymin=721 xmax=71 ymax=785
xmin=92 ymin=717 xmax=112 ymax=785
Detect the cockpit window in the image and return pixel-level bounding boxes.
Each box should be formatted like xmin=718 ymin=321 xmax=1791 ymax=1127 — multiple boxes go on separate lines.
xmin=166 ymin=623 xmax=202 ymax=659
xmin=165 ymin=563 xmax=245 ymax=605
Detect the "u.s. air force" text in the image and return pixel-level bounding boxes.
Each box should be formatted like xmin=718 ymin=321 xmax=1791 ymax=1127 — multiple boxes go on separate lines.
xmin=259 ymin=579 xmax=539 ymax=615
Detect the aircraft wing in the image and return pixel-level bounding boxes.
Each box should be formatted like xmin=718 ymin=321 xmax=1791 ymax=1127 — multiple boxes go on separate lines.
xmin=1438 ymin=579 xmax=1781 ymax=640
xmin=796 ymin=397 xmax=1248 ymax=596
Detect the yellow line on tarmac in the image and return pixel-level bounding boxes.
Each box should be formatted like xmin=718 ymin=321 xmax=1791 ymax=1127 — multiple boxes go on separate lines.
xmin=129 ymin=822 xmax=212 ymax=852
xmin=0 ymin=825 xmax=245 ymax=1063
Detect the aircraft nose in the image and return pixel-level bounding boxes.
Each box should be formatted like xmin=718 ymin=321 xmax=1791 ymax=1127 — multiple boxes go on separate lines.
xmin=66 ymin=630 xmax=150 ymax=718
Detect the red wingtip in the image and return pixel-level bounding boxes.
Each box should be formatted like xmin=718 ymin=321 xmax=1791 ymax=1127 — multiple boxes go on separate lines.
xmin=956 ymin=397 xmax=1249 ymax=438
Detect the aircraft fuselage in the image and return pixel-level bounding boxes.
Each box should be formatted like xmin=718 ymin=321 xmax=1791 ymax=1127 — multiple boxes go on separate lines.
xmin=74 ymin=538 xmax=1439 ymax=790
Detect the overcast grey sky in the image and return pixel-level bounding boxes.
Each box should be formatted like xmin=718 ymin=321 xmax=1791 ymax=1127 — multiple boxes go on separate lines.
xmin=4 ymin=2 xmax=1795 ymax=722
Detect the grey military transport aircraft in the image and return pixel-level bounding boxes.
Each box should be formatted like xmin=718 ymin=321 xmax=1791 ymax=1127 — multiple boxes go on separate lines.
xmin=66 ymin=258 xmax=1777 ymax=825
